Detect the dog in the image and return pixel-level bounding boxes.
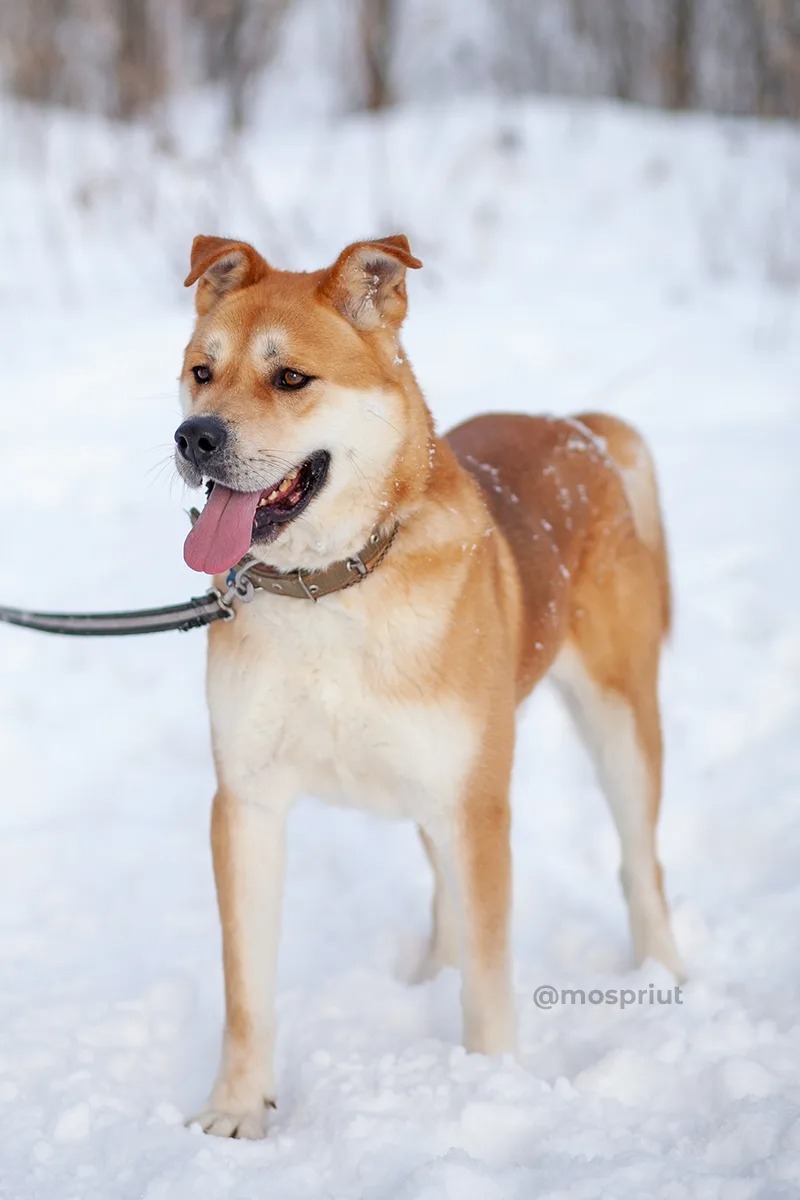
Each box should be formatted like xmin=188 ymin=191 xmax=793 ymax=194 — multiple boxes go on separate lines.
xmin=174 ymin=233 xmax=684 ymax=1139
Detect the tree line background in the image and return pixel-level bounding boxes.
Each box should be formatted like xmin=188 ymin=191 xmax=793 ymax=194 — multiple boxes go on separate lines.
xmin=1 ymin=0 xmax=798 ymax=132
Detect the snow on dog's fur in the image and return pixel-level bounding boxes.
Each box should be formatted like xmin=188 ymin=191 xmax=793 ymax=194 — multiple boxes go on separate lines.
xmin=174 ymin=233 xmax=683 ymax=1139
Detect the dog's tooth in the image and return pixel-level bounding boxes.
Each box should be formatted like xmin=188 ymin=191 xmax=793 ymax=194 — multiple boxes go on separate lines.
xmin=268 ymin=490 xmax=279 ymax=501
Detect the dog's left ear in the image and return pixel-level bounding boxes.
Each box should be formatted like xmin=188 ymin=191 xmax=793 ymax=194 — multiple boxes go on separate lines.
xmin=320 ymin=234 xmax=422 ymax=331
xmin=184 ymin=235 xmax=269 ymax=316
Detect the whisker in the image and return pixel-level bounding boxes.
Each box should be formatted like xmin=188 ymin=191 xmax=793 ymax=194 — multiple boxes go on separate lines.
xmin=364 ymin=407 xmax=402 ymax=437
xmin=345 ymin=446 xmax=379 ymax=506
xmin=144 ymin=453 xmax=176 ymax=480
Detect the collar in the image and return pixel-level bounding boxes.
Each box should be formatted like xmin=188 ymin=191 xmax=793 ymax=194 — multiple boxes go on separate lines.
xmin=228 ymin=522 xmax=399 ymax=602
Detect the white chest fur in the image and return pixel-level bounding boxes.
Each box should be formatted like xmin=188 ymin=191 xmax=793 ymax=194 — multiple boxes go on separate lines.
xmin=208 ymin=590 xmax=475 ymax=824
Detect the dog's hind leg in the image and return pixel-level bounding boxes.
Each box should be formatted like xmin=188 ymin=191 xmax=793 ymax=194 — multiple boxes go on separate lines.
xmin=411 ymin=828 xmax=460 ymax=982
xmin=551 ymin=418 xmax=683 ymax=978
xmin=552 ymin=599 xmax=684 ymax=979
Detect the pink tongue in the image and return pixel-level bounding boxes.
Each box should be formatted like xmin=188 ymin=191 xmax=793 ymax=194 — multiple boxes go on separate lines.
xmin=184 ymin=485 xmax=262 ymax=574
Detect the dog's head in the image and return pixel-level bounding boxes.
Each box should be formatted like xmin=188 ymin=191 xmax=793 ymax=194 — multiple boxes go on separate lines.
xmin=175 ymin=234 xmax=427 ymax=576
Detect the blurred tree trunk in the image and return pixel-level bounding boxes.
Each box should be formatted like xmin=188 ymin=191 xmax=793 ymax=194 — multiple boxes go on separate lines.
xmin=759 ymin=0 xmax=800 ymax=117
xmin=749 ymin=0 xmax=771 ymax=115
xmin=665 ymin=0 xmax=692 ymax=109
xmin=610 ymin=0 xmax=634 ymax=103
xmin=362 ymin=0 xmax=395 ymax=111
xmin=4 ymin=0 xmax=66 ymax=105
xmin=115 ymin=0 xmax=166 ymax=119
xmin=222 ymin=0 xmax=252 ymax=132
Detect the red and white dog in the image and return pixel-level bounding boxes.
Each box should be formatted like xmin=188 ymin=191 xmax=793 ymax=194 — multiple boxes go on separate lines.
xmin=174 ymin=233 xmax=683 ymax=1138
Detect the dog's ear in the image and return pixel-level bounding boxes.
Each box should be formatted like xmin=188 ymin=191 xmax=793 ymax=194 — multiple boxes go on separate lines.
xmin=184 ymin=235 xmax=269 ymax=316
xmin=319 ymin=235 xmax=422 ymax=331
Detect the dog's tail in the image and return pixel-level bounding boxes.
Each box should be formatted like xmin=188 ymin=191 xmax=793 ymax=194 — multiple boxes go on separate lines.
xmin=576 ymin=411 xmax=672 ymax=638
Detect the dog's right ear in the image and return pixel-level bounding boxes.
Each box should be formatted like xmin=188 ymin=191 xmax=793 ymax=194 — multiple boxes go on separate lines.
xmin=184 ymin=235 xmax=269 ymax=316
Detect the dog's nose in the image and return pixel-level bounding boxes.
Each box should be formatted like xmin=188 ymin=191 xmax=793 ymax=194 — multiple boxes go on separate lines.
xmin=174 ymin=416 xmax=228 ymax=469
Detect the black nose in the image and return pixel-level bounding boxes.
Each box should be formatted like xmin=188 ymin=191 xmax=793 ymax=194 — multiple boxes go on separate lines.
xmin=174 ymin=416 xmax=228 ymax=469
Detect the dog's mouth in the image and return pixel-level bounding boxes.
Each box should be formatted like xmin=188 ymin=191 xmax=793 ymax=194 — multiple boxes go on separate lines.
xmin=183 ymin=451 xmax=330 ymax=575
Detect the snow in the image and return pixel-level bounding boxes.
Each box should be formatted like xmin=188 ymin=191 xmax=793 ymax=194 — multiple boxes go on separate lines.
xmin=1 ymin=96 xmax=799 ymax=1198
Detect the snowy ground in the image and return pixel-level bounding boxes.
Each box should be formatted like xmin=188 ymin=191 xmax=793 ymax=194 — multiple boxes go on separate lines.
xmin=1 ymin=98 xmax=799 ymax=1198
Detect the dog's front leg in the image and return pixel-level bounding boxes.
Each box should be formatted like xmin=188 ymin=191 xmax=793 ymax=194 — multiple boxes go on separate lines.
xmin=189 ymin=784 xmax=290 ymax=1139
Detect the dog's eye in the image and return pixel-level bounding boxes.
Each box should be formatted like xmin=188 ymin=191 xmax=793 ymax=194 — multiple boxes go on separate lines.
xmin=275 ymin=368 xmax=311 ymax=390
xmin=192 ymin=364 xmax=212 ymax=385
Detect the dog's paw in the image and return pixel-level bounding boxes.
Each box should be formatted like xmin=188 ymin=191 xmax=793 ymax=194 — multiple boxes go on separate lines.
xmin=187 ymin=1101 xmax=273 ymax=1140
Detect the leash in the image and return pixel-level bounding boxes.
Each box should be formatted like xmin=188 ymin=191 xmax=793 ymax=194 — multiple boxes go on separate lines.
xmin=0 ymin=561 xmax=255 ymax=638
xmin=0 ymin=522 xmax=398 ymax=638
